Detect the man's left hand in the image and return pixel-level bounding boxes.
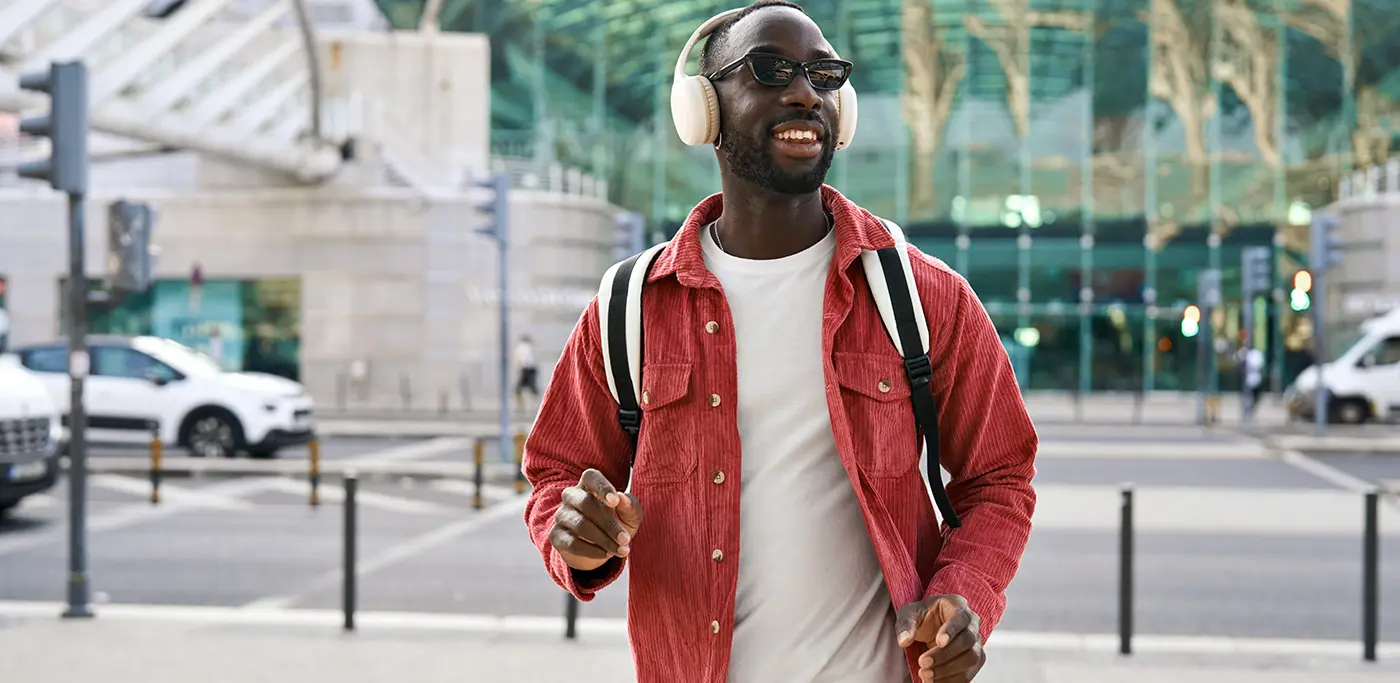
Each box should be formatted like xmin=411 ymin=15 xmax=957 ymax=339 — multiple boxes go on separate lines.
xmin=895 ymin=594 xmax=985 ymax=682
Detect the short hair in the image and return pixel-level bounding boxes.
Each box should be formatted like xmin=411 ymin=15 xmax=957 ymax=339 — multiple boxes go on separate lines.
xmin=698 ymin=0 xmax=806 ymax=76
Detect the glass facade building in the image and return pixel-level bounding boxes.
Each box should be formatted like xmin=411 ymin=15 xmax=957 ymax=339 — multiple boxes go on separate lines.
xmin=379 ymin=0 xmax=1400 ymax=393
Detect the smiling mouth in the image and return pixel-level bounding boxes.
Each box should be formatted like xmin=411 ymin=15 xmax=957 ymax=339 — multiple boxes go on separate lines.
xmin=770 ymin=126 xmax=824 ymax=160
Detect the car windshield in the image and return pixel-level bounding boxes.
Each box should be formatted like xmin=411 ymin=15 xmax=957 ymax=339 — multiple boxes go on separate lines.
xmin=132 ymin=337 xmax=224 ymax=377
xmin=1330 ymin=330 xmax=1372 ymax=362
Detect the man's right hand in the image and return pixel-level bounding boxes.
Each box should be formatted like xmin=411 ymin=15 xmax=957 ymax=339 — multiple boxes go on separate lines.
xmin=548 ymin=468 xmax=644 ymax=572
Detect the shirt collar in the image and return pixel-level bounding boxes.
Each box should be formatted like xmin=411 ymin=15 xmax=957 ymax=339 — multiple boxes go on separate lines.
xmin=646 ymin=185 xmax=897 ymax=288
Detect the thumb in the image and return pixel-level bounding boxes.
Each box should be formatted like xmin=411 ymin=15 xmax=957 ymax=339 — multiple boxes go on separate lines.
xmin=614 ymin=492 xmax=644 ymax=531
xmin=895 ymin=601 xmax=934 ymax=648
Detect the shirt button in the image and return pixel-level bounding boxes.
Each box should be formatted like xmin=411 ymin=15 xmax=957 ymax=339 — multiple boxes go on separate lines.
xmin=712 ymin=549 xmax=724 ymax=563
xmin=712 ymin=470 xmax=725 ymax=485
xmin=711 ymin=620 xmax=720 ymax=634
xmin=705 ymin=321 xmax=719 ymax=334
xmin=709 ymin=393 xmax=721 ymax=407
xmin=877 ymin=380 xmax=892 ymax=393
xmin=642 ymin=391 xmax=651 ymax=404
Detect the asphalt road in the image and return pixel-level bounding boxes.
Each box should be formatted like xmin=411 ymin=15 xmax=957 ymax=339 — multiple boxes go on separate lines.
xmin=3 ymin=429 xmax=1399 ymax=644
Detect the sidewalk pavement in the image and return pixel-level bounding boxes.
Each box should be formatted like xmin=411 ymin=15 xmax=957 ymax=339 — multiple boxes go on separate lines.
xmin=3 ymin=616 xmax=1397 ymax=683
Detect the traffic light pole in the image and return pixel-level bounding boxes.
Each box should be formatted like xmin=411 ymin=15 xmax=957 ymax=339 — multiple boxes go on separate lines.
xmin=18 ymin=60 xmax=93 ymax=619
xmin=63 ymin=190 xmax=93 ymax=619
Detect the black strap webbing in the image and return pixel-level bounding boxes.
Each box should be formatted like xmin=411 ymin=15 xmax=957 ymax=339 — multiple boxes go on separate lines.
xmin=875 ymin=247 xmax=962 ymax=529
xmin=607 ymin=253 xmax=643 ymax=456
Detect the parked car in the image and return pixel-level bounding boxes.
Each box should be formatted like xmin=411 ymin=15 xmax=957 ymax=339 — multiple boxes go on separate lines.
xmin=0 ymin=312 xmax=64 ymax=516
xmin=1284 ymin=308 xmax=1400 ymax=424
xmin=12 ymin=335 xmax=314 ymax=458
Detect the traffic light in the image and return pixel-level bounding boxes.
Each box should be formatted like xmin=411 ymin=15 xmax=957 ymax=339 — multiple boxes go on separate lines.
xmin=473 ymin=172 xmax=510 ymax=243
xmin=1290 ymin=269 xmax=1312 ymax=311
xmin=1310 ymin=215 xmax=1343 ymax=271
xmin=106 ymin=201 xmax=158 ymax=294
xmin=1181 ymin=304 xmax=1201 ymax=337
xmin=614 ymin=211 xmax=645 ymax=260
xmin=16 ymin=61 xmax=88 ymax=194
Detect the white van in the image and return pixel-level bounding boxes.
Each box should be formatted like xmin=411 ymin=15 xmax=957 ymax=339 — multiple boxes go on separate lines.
xmin=0 ymin=310 xmax=64 ymax=517
xmin=1285 ymin=307 xmax=1400 ymax=424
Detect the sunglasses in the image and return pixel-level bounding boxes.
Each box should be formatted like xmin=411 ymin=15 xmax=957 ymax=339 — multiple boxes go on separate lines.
xmin=707 ymin=52 xmax=854 ymax=91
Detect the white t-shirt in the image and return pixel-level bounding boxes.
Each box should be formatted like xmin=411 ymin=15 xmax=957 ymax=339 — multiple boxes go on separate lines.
xmin=515 ymin=340 xmax=536 ymax=370
xmin=702 ymin=225 xmax=907 ymax=683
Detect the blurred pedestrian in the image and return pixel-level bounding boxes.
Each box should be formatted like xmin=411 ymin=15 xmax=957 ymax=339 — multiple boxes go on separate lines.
xmin=514 ymin=333 xmax=538 ymax=412
xmin=522 ymin=3 xmax=1037 ymax=683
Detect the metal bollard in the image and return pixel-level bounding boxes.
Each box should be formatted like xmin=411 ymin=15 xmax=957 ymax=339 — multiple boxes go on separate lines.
xmin=149 ymin=421 xmax=162 ymax=505
xmin=400 ymin=373 xmax=411 ymax=411
xmin=564 ymin=593 xmax=579 ymax=640
xmin=1363 ymin=489 xmax=1380 ymax=662
xmin=343 ymin=471 xmax=358 ymax=632
xmin=514 ymin=431 xmax=527 ymax=495
xmin=472 ymin=438 xmax=485 ymax=510
xmin=1118 ymin=483 xmax=1134 ymax=656
xmin=439 ymin=388 xmax=449 ymax=415
xmin=309 ymin=438 xmax=321 ymax=507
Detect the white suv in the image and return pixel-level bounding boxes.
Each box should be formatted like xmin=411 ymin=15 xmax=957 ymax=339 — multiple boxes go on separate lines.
xmin=14 ymin=335 xmax=315 ymax=459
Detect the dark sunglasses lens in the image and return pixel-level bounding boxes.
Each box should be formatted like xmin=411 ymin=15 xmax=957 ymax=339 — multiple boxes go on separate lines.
xmin=806 ymin=61 xmax=850 ymax=90
xmin=748 ymin=55 xmax=797 ymax=86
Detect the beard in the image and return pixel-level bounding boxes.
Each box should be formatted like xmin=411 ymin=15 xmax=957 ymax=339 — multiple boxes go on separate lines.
xmin=719 ymin=115 xmax=836 ymax=195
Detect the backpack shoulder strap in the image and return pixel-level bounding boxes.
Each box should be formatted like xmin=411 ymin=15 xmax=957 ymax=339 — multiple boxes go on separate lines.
xmin=861 ymin=218 xmax=962 ymax=529
xmin=596 ymin=241 xmax=669 ymax=448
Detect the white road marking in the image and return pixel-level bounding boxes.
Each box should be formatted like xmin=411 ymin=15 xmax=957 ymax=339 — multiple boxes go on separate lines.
xmin=344 ymin=437 xmax=475 ymax=464
xmin=1278 ymin=450 xmax=1379 ymax=492
xmin=428 ymin=478 xmax=518 ymax=501
xmin=1035 ymin=441 xmax=1267 ymax=459
xmin=1031 ymin=484 xmax=1400 ymax=537
xmin=261 ymin=478 xmax=449 ymax=515
xmin=0 ymin=477 xmax=281 ymax=558
xmin=90 ymin=474 xmax=253 ymax=510
xmin=0 ymin=600 xmax=1395 ymax=659
xmin=240 ymin=495 xmax=529 ymax=610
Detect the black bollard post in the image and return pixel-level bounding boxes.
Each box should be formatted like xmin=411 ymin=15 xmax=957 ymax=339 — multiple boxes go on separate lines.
xmin=565 ymin=593 xmax=579 ymax=640
xmin=1119 ymin=483 xmax=1134 ymax=656
xmin=1363 ymin=489 xmax=1379 ymax=662
xmin=343 ymin=471 xmax=358 ymax=632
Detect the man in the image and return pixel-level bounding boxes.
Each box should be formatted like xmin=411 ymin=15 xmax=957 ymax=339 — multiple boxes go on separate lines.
xmin=514 ymin=333 xmax=538 ymax=412
xmin=523 ymin=3 xmax=1037 ymax=682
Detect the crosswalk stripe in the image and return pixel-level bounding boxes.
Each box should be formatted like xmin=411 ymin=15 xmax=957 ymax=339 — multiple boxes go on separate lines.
xmin=262 ymin=478 xmax=451 ymax=515
xmin=90 ymin=474 xmax=252 ymax=510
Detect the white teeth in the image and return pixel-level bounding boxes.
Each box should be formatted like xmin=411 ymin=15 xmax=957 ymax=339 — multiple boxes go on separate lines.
xmin=775 ymin=130 xmax=818 ymax=142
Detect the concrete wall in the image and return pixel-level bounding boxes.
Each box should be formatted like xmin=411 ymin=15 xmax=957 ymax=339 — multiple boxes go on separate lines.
xmin=1324 ymin=194 xmax=1400 ymax=339
xmin=0 ymin=186 xmax=616 ymax=412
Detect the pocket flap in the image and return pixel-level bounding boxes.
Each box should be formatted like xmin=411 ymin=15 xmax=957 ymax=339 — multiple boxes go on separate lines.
xmin=640 ymin=363 xmax=692 ymax=410
xmin=834 ymin=352 xmax=911 ymax=402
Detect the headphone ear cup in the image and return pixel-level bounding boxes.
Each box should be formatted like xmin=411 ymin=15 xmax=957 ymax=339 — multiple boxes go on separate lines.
xmin=834 ymin=81 xmax=858 ymax=150
xmin=671 ymin=75 xmax=721 ymax=146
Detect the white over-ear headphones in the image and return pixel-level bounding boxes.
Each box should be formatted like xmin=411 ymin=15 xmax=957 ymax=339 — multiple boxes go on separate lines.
xmin=669 ymin=7 xmax=859 ymax=150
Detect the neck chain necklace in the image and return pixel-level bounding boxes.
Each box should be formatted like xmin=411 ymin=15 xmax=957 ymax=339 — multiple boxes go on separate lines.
xmin=711 ymin=212 xmax=833 ymax=255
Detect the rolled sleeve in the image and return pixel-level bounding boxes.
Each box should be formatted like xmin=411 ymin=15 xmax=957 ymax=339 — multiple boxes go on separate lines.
xmin=914 ymin=251 xmax=1039 ymax=642
xmin=522 ymin=298 xmax=635 ymax=601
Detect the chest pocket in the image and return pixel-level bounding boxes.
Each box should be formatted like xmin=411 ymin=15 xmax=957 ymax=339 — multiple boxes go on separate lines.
xmin=833 ymin=352 xmax=920 ymax=478
xmin=633 ymin=363 xmax=700 ymax=484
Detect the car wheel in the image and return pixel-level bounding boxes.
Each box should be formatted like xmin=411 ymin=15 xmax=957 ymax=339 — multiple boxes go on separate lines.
xmin=1333 ymin=397 xmax=1371 ymax=425
xmin=184 ymin=411 xmax=243 ymax=459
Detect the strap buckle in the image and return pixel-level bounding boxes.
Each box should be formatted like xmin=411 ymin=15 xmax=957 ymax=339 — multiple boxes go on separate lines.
xmin=903 ymin=354 xmax=932 ymax=389
xmin=617 ymin=408 xmax=642 ymax=435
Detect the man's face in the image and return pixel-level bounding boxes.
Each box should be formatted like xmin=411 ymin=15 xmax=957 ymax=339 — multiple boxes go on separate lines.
xmin=711 ymin=8 xmax=841 ymax=195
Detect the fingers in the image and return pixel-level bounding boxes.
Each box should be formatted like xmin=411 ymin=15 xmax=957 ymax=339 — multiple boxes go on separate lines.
xmin=895 ymin=601 xmax=934 ymax=648
xmin=560 ymin=485 xmax=632 ymax=551
xmin=918 ymin=628 xmax=978 ymax=668
xmin=553 ymin=502 xmax=625 ymax=555
xmin=579 ymin=468 xmax=622 ymax=506
xmin=932 ymin=598 xmax=974 ymax=648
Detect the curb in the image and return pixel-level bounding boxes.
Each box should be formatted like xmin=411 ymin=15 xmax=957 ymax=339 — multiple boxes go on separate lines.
xmin=66 ymin=457 xmax=524 ymax=482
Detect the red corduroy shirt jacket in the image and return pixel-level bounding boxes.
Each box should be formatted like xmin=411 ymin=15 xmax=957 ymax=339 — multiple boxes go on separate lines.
xmin=523 ymin=186 xmax=1038 ymax=683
